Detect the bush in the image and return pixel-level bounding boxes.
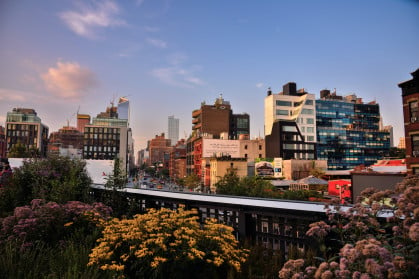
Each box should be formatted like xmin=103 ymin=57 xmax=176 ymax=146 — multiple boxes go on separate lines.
xmin=278 ymin=175 xmax=419 ymax=278
xmin=0 ymin=156 xmax=93 ymax=216
xmin=88 ymin=206 xmax=249 ymax=279
xmin=0 ymin=199 xmax=112 ymax=248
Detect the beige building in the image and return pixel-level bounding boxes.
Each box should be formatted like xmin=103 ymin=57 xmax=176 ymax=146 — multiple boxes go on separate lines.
xmin=282 ymin=159 xmax=328 ymax=180
xmin=239 ymin=137 xmax=265 ymax=161
xmin=209 ymin=157 xmax=248 ymax=191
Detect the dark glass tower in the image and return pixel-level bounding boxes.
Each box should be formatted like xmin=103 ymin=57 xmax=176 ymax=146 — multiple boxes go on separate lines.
xmin=316 ymin=91 xmax=390 ymax=170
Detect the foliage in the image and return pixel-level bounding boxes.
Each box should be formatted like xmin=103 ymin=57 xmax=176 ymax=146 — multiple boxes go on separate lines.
xmin=7 ymin=142 xmax=40 ymax=158
xmin=0 ymin=199 xmax=114 ymax=278
xmin=0 ymin=238 xmax=115 ymax=279
xmin=215 ymin=169 xmax=275 ymax=198
xmin=88 ymin=206 xmax=249 ymax=279
xmin=278 ymin=190 xmax=323 ymax=201
xmin=184 ymin=173 xmax=201 ymax=189
xmin=388 ymin=147 xmax=406 ymax=159
xmin=215 ymin=169 xmax=323 ymax=201
xmin=0 ymin=199 xmax=112 ymax=247
xmin=278 ymin=175 xmax=419 ymax=278
xmin=240 ymin=244 xmax=286 ymax=279
xmin=0 ymin=156 xmax=92 ymax=216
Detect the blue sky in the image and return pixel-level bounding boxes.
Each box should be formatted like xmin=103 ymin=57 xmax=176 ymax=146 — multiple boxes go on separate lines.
xmin=0 ymin=0 xmax=418 ymax=152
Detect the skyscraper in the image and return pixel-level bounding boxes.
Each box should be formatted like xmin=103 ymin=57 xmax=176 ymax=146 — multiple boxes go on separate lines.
xmin=117 ymin=97 xmax=130 ymax=125
xmin=168 ymin=115 xmax=179 ymax=146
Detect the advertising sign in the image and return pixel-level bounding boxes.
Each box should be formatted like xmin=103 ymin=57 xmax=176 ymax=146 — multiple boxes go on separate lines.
xmin=202 ymin=139 xmax=240 ymax=158
xmin=255 ymin=158 xmax=283 ymax=178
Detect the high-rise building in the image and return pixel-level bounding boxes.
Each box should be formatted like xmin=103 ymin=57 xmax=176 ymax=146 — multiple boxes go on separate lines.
xmin=264 ymin=82 xmax=317 ymax=160
xmin=168 ymin=115 xmax=179 ymax=146
xmin=83 ymin=104 xmax=133 ymax=172
xmin=398 ymin=68 xmax=419 ymax=174
xmin=148 ymin=133 xmax=172 ymax=168
xmin=5 ymin=108 xmax=49 ymax=157
xmin=77 ymin=114 xmax=90 ymax=133
xmin=117 ymin=97 xmax=130 ymax=124
xmin=192 ymin=95 xmax=232 ymax=138
xmin=316 ymin=90 xmax=390 ymax=170
xmin=187 ymin=95 xmax=250 ymax=179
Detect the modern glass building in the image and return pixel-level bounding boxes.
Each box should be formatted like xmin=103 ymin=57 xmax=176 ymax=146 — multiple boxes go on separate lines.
xmin=117 ymin=97 xmax=130 ymax=125
xmin=316 ymin=90 xmax=390 ymax=170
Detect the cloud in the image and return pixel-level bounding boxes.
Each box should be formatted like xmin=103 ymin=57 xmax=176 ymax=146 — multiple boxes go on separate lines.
xmin=41 ymin=62 xmax=97 ymax=99
xmin=151 ymin=67 xmax=204 ymax=88
xmin=146 ymin=38 xmax=167 ymax=49
xmin=59 ymin=0 xmax=125 ymax=39
xmin=256 ymin=82 xmax=264 ymax=88
xmin=144 ymin=26 xmax=160 ymax=32
xmin=0 ymin=88 xmax=54 ymax=108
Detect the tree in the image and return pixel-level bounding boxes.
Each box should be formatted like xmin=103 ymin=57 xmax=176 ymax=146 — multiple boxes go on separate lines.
xmin=102 ymin=158 xmax=131 ymax=217
xmin=184 ymin=173 xmax=201 ymax=189
xmin=88 ymin=207 xmax=249 ymax=279
xmin=0 ymin=156 xmax=92 ymax=216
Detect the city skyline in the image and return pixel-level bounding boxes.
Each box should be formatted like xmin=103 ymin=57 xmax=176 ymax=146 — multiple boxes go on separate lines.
xmin=1 ymin=0 xmax=418 ymax=153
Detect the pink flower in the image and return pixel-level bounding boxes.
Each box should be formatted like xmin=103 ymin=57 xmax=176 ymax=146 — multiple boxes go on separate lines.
xmin=408 ymin=222 xmax=419 ymax=241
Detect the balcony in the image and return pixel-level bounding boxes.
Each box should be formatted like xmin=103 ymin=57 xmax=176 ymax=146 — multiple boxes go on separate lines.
xmin=192 ymin=123 xmax=202 ymax=130
xmin=192 ymin=109 xmax=201 ymax=118
xmin=192 ymin=118 xmax=200 ymax=124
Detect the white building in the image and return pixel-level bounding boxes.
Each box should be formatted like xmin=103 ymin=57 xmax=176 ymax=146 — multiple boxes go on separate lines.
xmin=264 ymin=82 xmax=317 ymax=160
xmin=168 ymin=115 xmax=179 ymax=146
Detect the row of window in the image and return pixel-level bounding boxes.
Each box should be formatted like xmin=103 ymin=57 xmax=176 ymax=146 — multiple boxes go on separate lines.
xmin=84 ymin=145 xmax=118 ymax=152
xmin=276 ymin=99 xmax=314 ymax=107
xmin=84 ymin=133 xmax=119 ymax=140
xmin=85 ymin=127 xmax=120 ymax=133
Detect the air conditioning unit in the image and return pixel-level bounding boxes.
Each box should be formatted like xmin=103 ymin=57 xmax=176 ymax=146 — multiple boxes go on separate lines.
xmin=413 ymin=150 xmax=419 ymax=157
xmin=411 ymin=116 xmax=417 ymax=123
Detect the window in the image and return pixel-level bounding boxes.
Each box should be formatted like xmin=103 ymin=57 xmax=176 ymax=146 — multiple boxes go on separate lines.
xmin=412 ymin=135 xmax=419 ymax=157
xmin=307 ymin=127 xmax=314 ymax=133
xmin=410 ymin=101 xmax=418 ymax=123
xmin=305 ymin=99 xmax=314 ymax=105
xmin=244 ymin=154 xmax=248 ymax=158
xmin=301 ymin=108 xmax=314 ymax=115
xmin=276 ymin=100 xmax=292 ymax=106
xmin=293 ymin=101 xmax=303 ymax=107
xmin=259 ymin=145 xmax=262 ymax=150
xmin=244 ymin=145 xmax=248 ymax=150
xmin=276 ymin=109 xmax=289 ymax=116
xmin=306 ymin=118 xmax=314 ymax=124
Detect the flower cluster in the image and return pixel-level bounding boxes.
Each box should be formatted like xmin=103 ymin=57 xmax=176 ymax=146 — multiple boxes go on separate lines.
xmin=279 ymin=175 xmax=419 ymax=278
xmin=0 ymin=199 xmax=112 ymax=247
xmin=88 ymin=206 xmax=249 ymax=278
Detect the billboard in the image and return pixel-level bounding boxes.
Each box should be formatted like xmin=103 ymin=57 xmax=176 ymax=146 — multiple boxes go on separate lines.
xmin=255 ymin=158 xmax=283 ymax=178
xmin=202 ymin=139 xmax=240 ymax=158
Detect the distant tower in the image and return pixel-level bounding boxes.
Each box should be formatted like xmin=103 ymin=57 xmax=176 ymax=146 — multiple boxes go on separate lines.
xmin=168 ymin=115 xmax=179 ymax=146
xmin=117 ymin=97 xmax=130 ymax=125
xmin=77 ymin=114 xmax=90 ymax=133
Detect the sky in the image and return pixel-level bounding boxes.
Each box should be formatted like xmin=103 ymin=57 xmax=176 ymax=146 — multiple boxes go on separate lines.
xmin=0 ymin=0 xmax=418 ymax=153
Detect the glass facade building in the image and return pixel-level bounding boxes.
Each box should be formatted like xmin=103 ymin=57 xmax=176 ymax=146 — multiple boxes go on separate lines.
xmin=316 ymin=92 xmax=390 ymax=170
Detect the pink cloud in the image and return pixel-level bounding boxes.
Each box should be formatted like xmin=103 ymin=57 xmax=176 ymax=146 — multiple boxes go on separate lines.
xmin=41 ymin=62 xmax=97 ymax=99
